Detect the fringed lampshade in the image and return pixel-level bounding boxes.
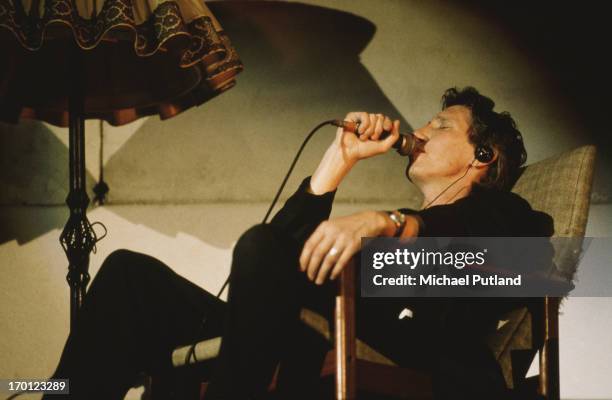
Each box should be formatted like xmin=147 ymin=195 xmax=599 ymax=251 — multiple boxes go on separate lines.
xmin=0 ymin=0 xmax=243 ymax=126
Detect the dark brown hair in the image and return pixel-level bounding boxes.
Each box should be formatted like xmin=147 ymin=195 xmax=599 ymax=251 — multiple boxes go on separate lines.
xmin=442 ymin=87 xmax=527 ymax=190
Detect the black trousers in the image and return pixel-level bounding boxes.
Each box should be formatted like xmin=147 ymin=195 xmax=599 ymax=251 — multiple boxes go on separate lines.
xmin=45 ymin=224 xmax=507 ymax=400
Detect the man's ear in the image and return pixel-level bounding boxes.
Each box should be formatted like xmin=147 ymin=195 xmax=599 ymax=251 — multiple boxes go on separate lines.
xmin=472 ymin=146 xmax=497 ymax=168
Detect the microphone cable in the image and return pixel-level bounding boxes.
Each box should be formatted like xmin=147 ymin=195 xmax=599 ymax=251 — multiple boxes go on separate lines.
xmin=183 ymin=119 xmax=338 ymax=365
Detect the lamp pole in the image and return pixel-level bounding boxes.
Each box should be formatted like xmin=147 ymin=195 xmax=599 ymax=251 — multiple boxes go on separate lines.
xmin=59 ymin=44 xmax=96 ymax=331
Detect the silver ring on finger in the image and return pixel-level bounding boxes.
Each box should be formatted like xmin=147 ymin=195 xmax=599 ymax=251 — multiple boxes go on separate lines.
xmin=328 ymin=247 xmax=339 ymax=257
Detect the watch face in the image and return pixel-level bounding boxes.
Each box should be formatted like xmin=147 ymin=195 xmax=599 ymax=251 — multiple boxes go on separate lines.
xmin=392 ymin=211 xmax=406 ymax=225
xmin=389 ymin=211 xmax=406 ymax=237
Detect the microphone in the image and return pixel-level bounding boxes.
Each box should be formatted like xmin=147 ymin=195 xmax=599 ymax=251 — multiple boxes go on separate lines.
xmin=331 ymin=119 xmax=425 ymax=156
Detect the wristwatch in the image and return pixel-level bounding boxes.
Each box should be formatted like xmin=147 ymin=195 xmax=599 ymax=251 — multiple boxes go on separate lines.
xmin=385 ymin=210 xmax=407 ymax=237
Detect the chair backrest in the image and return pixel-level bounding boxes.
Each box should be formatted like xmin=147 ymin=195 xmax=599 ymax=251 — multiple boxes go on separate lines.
xmin=512 ymin=145 xmax=597 ymax=276
xmin=512 ymin=145 xmax=596 ymax=237
xmin=487 ymin=145 xmax=597 ymax=388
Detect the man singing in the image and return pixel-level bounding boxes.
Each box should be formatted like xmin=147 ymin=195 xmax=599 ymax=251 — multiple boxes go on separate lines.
xmin=45 ymin=87 xmax=550 ymax=399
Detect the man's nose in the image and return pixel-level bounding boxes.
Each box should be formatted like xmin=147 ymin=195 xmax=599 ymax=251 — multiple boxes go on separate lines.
xmin=412 ymin=127 xmax=429 ymax=141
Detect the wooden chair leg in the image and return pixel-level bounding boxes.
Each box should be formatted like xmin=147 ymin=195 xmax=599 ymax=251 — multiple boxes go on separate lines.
xmin=539 ymin=296 xmax=560 ymax=400
xmin=335 ymin=260 xmax=357 ymax=399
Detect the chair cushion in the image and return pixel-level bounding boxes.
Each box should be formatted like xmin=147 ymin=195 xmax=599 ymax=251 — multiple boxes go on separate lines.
xmin=512 ymin=145 xmax=596 ymax=238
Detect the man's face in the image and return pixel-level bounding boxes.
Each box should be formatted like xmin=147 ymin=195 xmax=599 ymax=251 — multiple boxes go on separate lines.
xmin=407 ymin=105 xmax=476 ymax=186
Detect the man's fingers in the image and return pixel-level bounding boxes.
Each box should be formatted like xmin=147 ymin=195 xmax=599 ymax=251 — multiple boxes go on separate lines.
xmin=345 ymin=112 xmax=369 ymax=135
xmin=393 ymin=119 xmax=400 ymax=134
xmin=372 ymin=114 xmax=385 ymax=140
xmin=315 ymin=240 xmax=343 ymax=285
xmin=360 ymin=113 xmax=376 ymax=141
xmin=306 ymin=236 xmax=335 ymax=281
xmin=300 ymin=227 xmax=325 ymax=271
xmin=330 ymin=241 xmax=360 ymax=280
xmin=381 ymin=120 xmax=401 ymax=150
xmin=357 ymin=113 xmax=369 ymax=135
xmin=383 ymin=116 xmax=392 ymax=132
xmin=344 ymin=112 xmax=397 ymax=142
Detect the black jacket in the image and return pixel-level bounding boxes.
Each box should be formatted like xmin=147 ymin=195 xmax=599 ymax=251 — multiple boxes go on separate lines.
xmin=268 ymin=176 xmax=555 ymax=396
xmin=270 ymin=175 xmax=554 ymax=331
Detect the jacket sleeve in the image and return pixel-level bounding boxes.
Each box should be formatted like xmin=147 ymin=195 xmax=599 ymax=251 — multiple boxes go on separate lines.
xmin=269 ymin=176 xmax=337 ymax=247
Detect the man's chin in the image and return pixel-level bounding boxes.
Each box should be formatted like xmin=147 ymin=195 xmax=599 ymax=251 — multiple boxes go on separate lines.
xmin=406 ymin=164 xmax=428 ymax=186
xmin=406 ymin=164 xmax=417 ymax=183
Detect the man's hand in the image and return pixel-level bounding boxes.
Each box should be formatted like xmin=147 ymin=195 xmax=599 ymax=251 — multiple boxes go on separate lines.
xmin=299 ymin=211 xmax=388 ymax=285
xmin=336 ymin=112 xmax=400 ymax=164
xmin=309 ymin=112 xmax=400 ymax=195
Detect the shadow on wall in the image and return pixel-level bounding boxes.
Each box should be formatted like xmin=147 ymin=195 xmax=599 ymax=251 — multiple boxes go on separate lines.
xmin=0 ymin=2 xmax=415 ymax=246
xmin=102 ymin=1 xmax=414 ymax=204
xmin=0 ymin=120 xmax=95 ymax=245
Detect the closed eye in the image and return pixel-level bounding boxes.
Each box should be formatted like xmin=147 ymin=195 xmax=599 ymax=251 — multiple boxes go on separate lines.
xmin=432 ymin=122 xmax=449 ymax=129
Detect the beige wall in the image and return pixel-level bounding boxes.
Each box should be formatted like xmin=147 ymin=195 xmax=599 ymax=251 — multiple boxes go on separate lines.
xmin=1 ymin=1 xmax=610 ymax=398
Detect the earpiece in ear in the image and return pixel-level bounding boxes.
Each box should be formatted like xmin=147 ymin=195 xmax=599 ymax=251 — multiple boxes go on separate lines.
xmin=475 ymin=145 xmax=494 ymax=163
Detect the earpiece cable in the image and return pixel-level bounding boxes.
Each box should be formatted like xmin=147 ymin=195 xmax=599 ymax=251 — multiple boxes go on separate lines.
xmin=422 ymin=160 xmax=474 ymax=210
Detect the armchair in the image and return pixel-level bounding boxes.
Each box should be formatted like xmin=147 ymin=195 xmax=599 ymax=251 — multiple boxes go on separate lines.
xmin=329 ymin=145 xmax=596 ymax=399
